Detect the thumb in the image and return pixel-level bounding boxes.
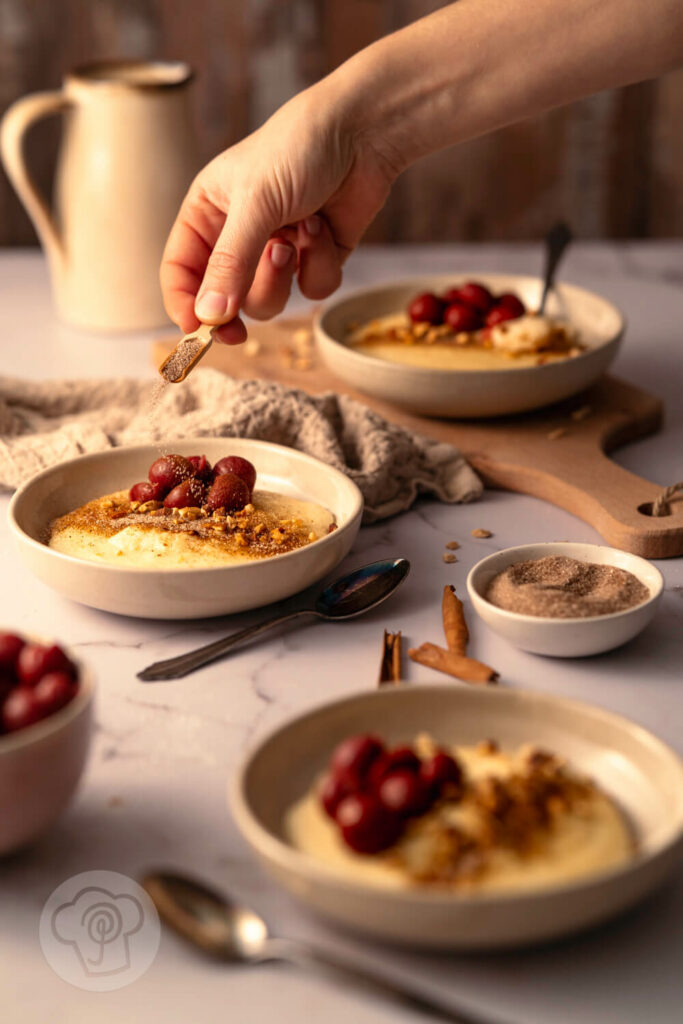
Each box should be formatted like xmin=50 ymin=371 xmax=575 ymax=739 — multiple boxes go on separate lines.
xmin=194 ymin=195 xmax=274 ymax=324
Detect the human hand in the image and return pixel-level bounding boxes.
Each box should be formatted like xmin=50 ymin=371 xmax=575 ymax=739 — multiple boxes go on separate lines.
xmin=161 ymin=82 xmax=400 ymax=344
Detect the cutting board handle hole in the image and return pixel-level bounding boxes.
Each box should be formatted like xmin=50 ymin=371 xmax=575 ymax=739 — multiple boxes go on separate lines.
xmin=638 ymin=501 xmax=671 ymax=518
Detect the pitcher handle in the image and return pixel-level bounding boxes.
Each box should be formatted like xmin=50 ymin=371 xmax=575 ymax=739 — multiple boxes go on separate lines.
xmin=0 ymin=90 xmax=70 ymax=272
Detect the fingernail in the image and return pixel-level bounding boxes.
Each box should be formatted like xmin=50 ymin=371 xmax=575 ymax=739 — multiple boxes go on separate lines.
xmin=195 ymin=290 xmax=228 ymax=321
xmin=304 ymin=215 xmax=321 ymax=236
xmin=270 ymin=242 xmax=293 ymax=269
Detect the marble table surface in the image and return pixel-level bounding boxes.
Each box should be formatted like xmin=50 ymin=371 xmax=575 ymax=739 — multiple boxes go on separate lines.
xmin=1 ymin=244 xmax=681 ymax=1024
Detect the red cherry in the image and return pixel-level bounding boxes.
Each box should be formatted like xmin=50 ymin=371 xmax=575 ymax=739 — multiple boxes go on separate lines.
xmin=419 ymin=752 xmax=463 ymax=796
xmin=368 ymin=745 xmax=420 ymax=789
xmin=377 ymin=770 xmax=433 ymax=817
xmin=2 ymin=687 xmax=43 ymax=732
xmin=496 ymin=293 xmax=525 ymax=317
xmin=485 ymin=305 xmax=520 ymax=328
xmin=0 ymin=633 xmax=24 ymax=673
xmin=17 ymin=644 xmax=75 ymax=687
xmin=148 ymin=454 xmax=193 ymax=490
xmin=205 ymin=473 xmax=250 ymax=512
xmin=188 ymin=455 xmax=213 ymax=482
xmin=33 ymin=672 xmax=76 ymax=717
xmin=444 ymin=302 xmax=482 ymax=333
xmin=457 ymin=282 xmax=494 ymax=313
xmin=336 ymin=793 xmax=402 ymax=853
xmin=129 ymin=480 xmax=167 ymax=503
xmin=164 ymin=477 xmax=207 ymax=509
xmin=0 ymin=671 xmax=15 ymax=703
xmin=213 ymin=456 xmax=256 ymax=493
xmin=407 ymin=293 xmax=444 ymax=325
xmin=319 ymin=770 xmax=358 ymax=819
xmin=329 ymin=734 xmax=384 ymax=781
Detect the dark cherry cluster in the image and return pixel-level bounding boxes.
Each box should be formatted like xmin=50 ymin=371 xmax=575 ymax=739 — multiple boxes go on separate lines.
xmin=318 ymin=733 xmax=463 ymax=854
xmin=129 ymin=454 xmax=257 ymax=512
xmin=408 ymin=281 xmax=526 ymax=333
xmin=0 ymin=633 xmax=79 ymax=735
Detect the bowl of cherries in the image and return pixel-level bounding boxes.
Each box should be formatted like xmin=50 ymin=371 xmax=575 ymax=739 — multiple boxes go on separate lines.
xmin=0 ymin=631 xmax=93 ymax=854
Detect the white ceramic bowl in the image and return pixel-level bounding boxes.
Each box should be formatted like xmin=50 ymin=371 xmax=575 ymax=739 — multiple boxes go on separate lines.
xmin=230 ymin=685 xmax=683 ymax=950
xmin=467 ymin=542 xmax=663 ymax=657
xmin=0 ymin=640 xmax=94 ymax=855
xmin=314 ymin=273 xmax=624 ymax=418
xmin=8 ymin=439 xmax=363 ymax=620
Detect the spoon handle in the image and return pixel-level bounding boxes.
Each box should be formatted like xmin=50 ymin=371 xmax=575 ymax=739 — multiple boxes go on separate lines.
xmin=539 ymin=221 xmax=573 ymax=313
xmin=137 ymin=608 xmax=316 ymax=681
xmin=265 ymin=938 xmax=511 ymax=1024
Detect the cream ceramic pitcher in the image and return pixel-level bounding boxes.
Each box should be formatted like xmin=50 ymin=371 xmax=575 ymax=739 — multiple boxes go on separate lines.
xmin=1 ymin=60 xmax=198 ymax=331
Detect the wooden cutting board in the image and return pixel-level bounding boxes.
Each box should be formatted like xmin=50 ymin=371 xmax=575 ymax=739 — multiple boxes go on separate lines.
xmin=153 ymin=317 xmax=683 ymax=558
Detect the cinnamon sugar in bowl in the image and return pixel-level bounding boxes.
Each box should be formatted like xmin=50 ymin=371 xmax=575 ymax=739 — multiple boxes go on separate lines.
xmin=467 ymin=543 xmax=663 ymax=657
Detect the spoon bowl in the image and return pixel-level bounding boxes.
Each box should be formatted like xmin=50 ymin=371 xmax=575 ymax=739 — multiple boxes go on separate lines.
xmin=314 ymin=557 xmax=410 ymax=619
xmin=143 ymin=872 xmax=268 ymax=961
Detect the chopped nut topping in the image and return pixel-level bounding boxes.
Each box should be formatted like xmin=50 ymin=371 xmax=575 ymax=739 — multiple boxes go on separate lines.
xmin=243 ymin=338 xmax=261 ymax=358
xmin=137 ymin=500 xmax=163 ymax=513
xmin=477 ymin=739 xmax=499 ymax=755
xmin=308 ymin=531 xmax=318 ymax=542
xmin=293 ymin=327 xmax=313 ymax=349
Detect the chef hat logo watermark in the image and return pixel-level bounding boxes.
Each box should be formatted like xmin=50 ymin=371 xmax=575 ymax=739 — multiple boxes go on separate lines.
xmin=39 ymin=871 xmax=160 ymax=991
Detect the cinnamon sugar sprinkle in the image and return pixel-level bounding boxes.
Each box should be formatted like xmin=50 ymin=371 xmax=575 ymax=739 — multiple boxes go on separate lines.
xmin=47 ymin=491 xmax=325 ymax=560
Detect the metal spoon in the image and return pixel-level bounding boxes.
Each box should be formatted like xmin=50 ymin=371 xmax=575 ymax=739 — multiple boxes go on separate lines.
xmin=137 ymin=557 xmax=410 ymax=681
xmin=141 ymin=871 xmax=508 ymax=1024
xmin=538 ymin=221 xmax=573 ymax=314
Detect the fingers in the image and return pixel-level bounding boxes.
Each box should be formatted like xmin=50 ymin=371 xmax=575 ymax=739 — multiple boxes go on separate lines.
xmin=296 ymin=215 xmax=343 ymax=300
xmin=160 ymin=214 xmax=214 ymax=334
xmin=194 ymin=190 xmax=275 ymax=325
xmin=241 ymin=238 xmax=297 ymax=320
xmin=212 ymin=317 xmax=248 ymax=346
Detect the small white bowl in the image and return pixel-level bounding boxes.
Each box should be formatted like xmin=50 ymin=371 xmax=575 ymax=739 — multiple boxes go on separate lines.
xmin=314 ymin=273 xmax=624 ymax=418
xmin=230 ymin=685 xmax=683 ymax=950
xmin=467 ymin=542 xmax=663 ymax=657
xmin=8 ymin=439 xmax=363 ymax=620
xmin=0 ymin=641 xmax=94 ymax=855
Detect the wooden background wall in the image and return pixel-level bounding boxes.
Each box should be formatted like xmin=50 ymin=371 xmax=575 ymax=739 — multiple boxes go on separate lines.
xmin=1 ymin=0 xmax=682 ymax=246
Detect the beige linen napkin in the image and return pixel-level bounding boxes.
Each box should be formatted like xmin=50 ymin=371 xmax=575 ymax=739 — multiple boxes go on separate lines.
xmin=0 ymin=369 xmax=481 ymax=522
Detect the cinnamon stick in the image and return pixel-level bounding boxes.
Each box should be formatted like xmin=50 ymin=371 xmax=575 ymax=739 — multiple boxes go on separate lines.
xmin=378 ymin=630 xmax=402 ymax=685
xmin=442 ymin=584 xmax=469 ymax=654
xmin=408 ymin=642 xmax=498 ymax=685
